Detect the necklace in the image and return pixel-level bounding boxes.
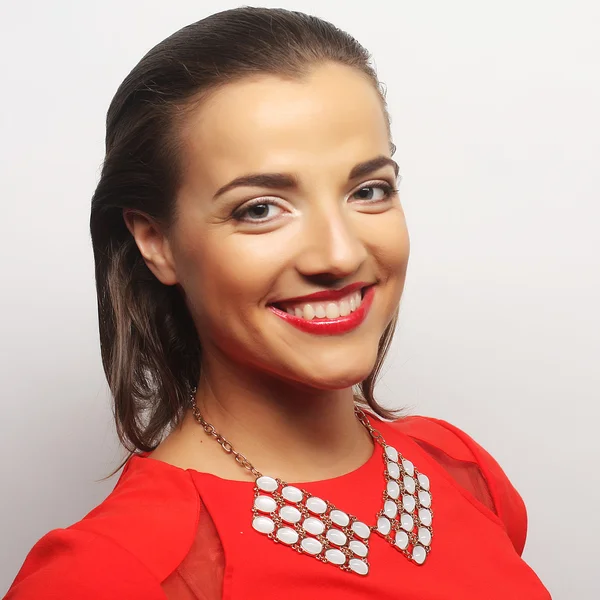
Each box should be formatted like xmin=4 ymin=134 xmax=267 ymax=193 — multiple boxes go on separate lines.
xmin=190 ymin=392 xmax=433 ymax=576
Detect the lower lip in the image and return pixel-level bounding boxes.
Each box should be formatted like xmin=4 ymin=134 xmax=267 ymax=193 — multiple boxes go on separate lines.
xmin=268 ymin=286 xmax=375 ymax=335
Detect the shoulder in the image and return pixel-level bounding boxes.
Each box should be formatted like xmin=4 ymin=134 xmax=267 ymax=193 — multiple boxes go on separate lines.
xmin=383 ymin=414 xmax=528 ymax=555
xmin=389 ymin=414 xmax=494 ymax=463
xmin=6 ymin=455 xmax=200 ymax=598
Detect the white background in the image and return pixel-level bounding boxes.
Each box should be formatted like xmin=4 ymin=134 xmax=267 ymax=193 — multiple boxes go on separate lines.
xmin=1 ymin=0 xmax=598 ymax=597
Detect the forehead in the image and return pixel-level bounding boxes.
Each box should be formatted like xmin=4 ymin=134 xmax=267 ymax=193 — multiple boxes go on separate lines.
xmin=180 ymin=63 xmax=391 ymax=188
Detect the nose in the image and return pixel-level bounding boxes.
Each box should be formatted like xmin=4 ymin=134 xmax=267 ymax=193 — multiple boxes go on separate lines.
xmin=294 ymin=202 xmax=368 ymax=281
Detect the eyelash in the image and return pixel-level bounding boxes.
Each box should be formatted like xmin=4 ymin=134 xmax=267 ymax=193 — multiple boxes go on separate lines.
xmin=231 ymin=181 xmax=399 ymax=224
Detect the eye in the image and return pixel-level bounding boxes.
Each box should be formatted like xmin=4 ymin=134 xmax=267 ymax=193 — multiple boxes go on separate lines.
xmin=351 ymin=181 xmax=398 ymax=202
xmin=232 ymin=199 xmax=286 ymax=223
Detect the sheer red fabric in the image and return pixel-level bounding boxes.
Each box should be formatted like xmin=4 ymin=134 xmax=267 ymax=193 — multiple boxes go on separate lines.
xmin=162 ymin=499 xmax=224 ymax=599
xmin=413 ymin=438 xmax=496 ymax=513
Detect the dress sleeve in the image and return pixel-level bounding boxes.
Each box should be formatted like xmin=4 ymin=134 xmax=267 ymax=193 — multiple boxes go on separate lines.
xmin=393 ymin=415 xmax=528 ymax=556
xmin=4 ymin=528 xmax=167 ymax=599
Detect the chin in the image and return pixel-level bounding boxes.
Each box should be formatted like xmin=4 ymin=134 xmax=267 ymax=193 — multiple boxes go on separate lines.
xmin=292 ymin=357 xmax=378 ymax=392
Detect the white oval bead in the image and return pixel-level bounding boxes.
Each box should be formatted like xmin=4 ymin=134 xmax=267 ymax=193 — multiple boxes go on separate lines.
xmin=403 ymin=475 xmax=416 ymax=494
xmin=418 ymin=527 xmax=432 ymax=546
xmin=254 ymin=495 xmax=277 ymax=513
xmin=302 ymin=517 xmax=325 ymax=536
xmin=281 ymin=486 xmax=303 ymax=503
xmin=326 ymin=528 xmax=347 ymax=546
xmin=384 ymin=499 xmax=398 ymax=519
xmin=385 ymin=446 xmax=399 ymax=462
xmin=418 ymin=508 xmax=432 ymax=527
xmin=325 ymin=548 xmax=346 ymax=565
xmin=387 ymin=480 xmax=400 ymax=499
xmin=349 ymin=558 xmax=369 ymax=576
xmin=400 ymin=512 xmax=414 ymax=532
xmin=377 ymin=516 xmax=391 ymax=535
xmin=349 ymin=540 xmax=368 ymax=557
xmin=418 ymin=490 xmax=432 ymax=508
xmin=387 ymin=461 xmax=400 ymax=480
xmin=276 ymin=527 xmax=299 ymax=545
xmin=402 ymin=494 xmax=416 ymax=513
xmin=402 ymin=459 xmax=415 ymax=477
xmin=252 ymin=516 xmax=275 ymax=534
xmin=306 ymin=496 xmax=327 ymax=515
xmin=279 ymin=505 xmax=302 ymax=524
xmin=395 ymin=530 xmax=409 ymax=549
xmin=351 ymin=521 xmax=371 ymax=539
xmin=330 ymin=509 xmax=350 ymax=527
xmin=412 ymin=545 xmax=427 ymax=565
xmin=256 ymin=476 xmax=278 ymax=492
xmin=301 ymin=537 xmax=323 ymax=555
xmin=417 ymin=473 xmax=430 ymax=490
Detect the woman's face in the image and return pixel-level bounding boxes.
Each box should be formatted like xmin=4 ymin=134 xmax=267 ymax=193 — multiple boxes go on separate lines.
xmin=162 ymin=62 xmax=409 ymax=390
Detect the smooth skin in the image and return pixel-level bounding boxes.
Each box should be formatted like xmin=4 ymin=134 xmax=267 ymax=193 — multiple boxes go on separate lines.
xmin=124 ymin=62 xmax=410 ymax=483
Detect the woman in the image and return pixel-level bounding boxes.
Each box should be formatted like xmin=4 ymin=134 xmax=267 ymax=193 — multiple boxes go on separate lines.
xmin=6 ymin=6 xmax=550 ymax=599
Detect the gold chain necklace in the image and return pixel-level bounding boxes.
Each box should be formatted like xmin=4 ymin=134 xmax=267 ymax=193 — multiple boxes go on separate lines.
xmin=190 ymin=391 xmax=434 ymax=576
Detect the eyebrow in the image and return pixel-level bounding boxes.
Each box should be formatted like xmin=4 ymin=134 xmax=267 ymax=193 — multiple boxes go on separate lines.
xmin=212 ymin=155 xmax=400 ymax=199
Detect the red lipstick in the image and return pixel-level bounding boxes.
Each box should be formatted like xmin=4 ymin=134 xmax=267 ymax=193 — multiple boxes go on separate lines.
xmin=268 ymin=284 xmax=375 ymax=335
xmin=273 ymin=281 xmax=369 ymax=305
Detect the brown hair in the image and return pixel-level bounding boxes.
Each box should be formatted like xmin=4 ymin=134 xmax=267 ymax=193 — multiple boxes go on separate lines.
xmin=90 ymin=6 xmax=400 ymax=473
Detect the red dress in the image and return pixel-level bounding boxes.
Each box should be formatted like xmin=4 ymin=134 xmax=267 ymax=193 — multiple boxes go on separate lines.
xmin=5 ymin=415 xmax=551 ymax=599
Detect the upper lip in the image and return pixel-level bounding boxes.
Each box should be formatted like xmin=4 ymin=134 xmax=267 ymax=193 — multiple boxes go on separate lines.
xmin=271 ymin=281 xmax=373 ymax=305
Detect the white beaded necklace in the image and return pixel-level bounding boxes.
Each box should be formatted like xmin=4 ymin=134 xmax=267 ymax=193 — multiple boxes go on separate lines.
xmin=190 ymin=392 xmax=433 ymax=576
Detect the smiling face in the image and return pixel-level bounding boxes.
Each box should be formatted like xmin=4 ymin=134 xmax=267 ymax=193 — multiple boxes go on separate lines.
xmin=159 ymin=62 xmax=410 ymax=390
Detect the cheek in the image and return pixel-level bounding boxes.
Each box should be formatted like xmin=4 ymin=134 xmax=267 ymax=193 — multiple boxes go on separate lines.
xmin=365 ymin=207 xmax=410 ymax=275
xmin=393 ymin=225 xmax=411 ymax=274
xmin=372 ymin=215 xmax=410 ymax=328
xmin=174 ymin=229 xmax=277 ymax=319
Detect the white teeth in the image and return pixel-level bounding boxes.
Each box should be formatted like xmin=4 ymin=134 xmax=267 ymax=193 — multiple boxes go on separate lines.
xmin=280 ymin=290 xmax=364 ymax=321
xmin=339 ymin=299 xmax=351 ymax=317
xmin=325 ymin=303 xmax=340 ymax=319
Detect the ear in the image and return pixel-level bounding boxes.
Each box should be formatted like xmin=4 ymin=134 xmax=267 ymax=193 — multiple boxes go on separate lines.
xmin=123 ymin=210 xmax=178 ymax=286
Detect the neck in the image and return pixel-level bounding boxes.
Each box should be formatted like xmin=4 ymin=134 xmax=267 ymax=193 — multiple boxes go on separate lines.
xmin=178 ymin=355 xmax=374 ymax=483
